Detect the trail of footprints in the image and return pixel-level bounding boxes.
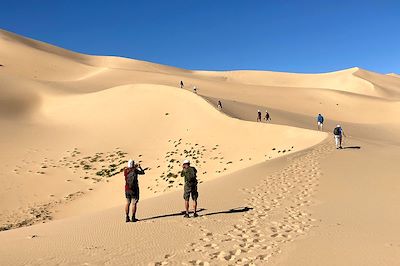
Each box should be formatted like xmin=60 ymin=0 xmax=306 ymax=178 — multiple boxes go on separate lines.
xmin=152 ymin=141 xmax=333 ymax=265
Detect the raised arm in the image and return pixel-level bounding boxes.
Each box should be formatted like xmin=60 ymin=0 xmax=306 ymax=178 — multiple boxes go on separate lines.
xmin=136 ymin=167 xmax=145 ymax=175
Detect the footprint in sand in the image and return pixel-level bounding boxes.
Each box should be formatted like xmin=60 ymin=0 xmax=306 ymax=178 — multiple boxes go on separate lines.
xmin=155 ymin=141 xmax=334 ymax=265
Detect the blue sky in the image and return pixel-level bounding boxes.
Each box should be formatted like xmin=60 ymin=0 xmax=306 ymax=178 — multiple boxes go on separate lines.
xmin=1 ymin=0 xmax=399 ymax=73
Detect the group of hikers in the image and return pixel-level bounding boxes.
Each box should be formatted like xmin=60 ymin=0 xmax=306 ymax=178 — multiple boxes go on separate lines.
xmin=180 ymin=82 xmax=346 ymax=150
xmin=257 ymin=109 xmax=271 ymax=122
xmin=122 ymin=84 xmax=349 ymax=222
xmin=316 ymin=113 xmax=346 ymax=149
xmin=217 ymin=102 xmax=345 ymax=149
xmin=124 ymin=159 xmax=198 ymax=222
xmin=180 ymin=80 xmax=198 ymax=94
xmin=123 ymin=113 xmax=346 ymax=222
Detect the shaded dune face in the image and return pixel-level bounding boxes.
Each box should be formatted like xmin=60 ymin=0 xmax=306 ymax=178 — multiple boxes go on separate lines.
xmin=0 ymin=90 xmax=40 ymax=119
xmin=0 ymin=71 xmax=43 ymax=119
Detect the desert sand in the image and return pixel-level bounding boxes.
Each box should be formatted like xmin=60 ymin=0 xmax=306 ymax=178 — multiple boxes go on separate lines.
xmin=0 ymin=29 xmax=400 ymax=265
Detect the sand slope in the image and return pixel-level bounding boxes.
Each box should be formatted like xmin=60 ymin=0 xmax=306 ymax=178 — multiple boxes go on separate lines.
xmin=0 ymin=29 xmax=400 ymax=265
xmin=0 ymin=28 xmax=325 ymax=230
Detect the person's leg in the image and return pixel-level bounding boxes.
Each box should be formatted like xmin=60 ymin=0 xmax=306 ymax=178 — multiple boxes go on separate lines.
xmin=192 ymin=188 xmax=199 ymax=217
xmin=339 ymin=136 xmax=343 ymax=148
xmin=184 ymin=200 xmax=190 ymax=217
xmin=125 ymin=202 xmax=130 ymax=216
xmin=131 ymin=202 xmax=137 ymax=221
xmin=193 ymin=200 xmax=197 ymax=215
xmin=335 ymin=136 xmax=339 ymax=148
xmin=321 ymin=123 xmax=323 ymax=131
xmin=125 ymin=198 xmax=131 ymax=222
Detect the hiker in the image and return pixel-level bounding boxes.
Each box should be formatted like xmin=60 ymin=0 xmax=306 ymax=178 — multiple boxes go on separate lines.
xmin=217 ymin=100 xmax=223 ymax=110
xmin=193 ymin=86 xmax=198 ymax=94
xmin=124 ymin=159 xmax=145 ymax=222
xmin=264 ymin=110 xmax=271 ymax=122
xmin=333 ymin=124 xmax=346 ymax=149
xmin=317 ymin=114 xmax=324 ymax=131
xmin=180 ymin=81 xmax=184 ymax=88
xmin=181 ymin=160 xmax=198 ymax=218
xmin=257 ymin=110 xmax=262 ymax=122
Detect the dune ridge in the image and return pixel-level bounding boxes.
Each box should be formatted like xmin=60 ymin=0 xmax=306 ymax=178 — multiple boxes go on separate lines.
xmin=1 ymin=29 xmax=400 ymax=265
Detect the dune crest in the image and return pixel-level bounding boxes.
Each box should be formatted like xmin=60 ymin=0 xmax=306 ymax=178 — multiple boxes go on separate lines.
xmin=1 ymin=29 xmax=400 ymax=266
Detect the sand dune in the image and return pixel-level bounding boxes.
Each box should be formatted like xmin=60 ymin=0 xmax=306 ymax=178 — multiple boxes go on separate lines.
xmin=388 ymin=72 xmax=400 ymax=78
xmin=0 ymin=28 xmax=325 ymax=230
xmin=0 ymin=29 xmax=400 ymax=265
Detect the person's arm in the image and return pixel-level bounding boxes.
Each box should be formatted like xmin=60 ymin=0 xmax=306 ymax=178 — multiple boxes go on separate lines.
xmin=136 ymin=167 xmax=145 ymax=175
xmin=342 ymin=130 xmax=347 ymax=137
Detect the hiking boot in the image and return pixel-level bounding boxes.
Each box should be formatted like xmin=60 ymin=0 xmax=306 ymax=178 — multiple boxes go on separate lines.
xmin=193 ymin=213 xmax=199 ymax=218
xmin=132 ymin=217 xmax=138 ymax=223
xmin=183 ymin=213 xmax=190 ymax=218
xmin=126 ymin=216 xmax=131 ymax=223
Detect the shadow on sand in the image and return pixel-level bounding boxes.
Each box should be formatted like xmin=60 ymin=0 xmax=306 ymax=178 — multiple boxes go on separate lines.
xmin=141 ymin=207 xmax=252 ymax=221
xmin=201 ymin=207 xmax=253 ymax=217
xmin=342 ymin=146 xmax=361 ymax=149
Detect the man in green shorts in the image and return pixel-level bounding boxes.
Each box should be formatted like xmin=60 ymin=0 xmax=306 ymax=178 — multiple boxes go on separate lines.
xmin=181 ymin=159 xmax=198 ymax=218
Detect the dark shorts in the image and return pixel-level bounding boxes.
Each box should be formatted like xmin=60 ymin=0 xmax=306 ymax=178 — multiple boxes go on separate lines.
xmin=183 ymin=184 xmax=198 ymax=201
xmin=125 ymin=190 xmax=139 ymax=204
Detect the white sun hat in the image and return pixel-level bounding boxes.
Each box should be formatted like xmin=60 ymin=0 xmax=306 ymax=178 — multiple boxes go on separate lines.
xmin=128 ymin=159 xmax=134 ymax=168
xmin=182 ymin=159 xmax=190 ymax=165
xmin=337 ymin=124 xmax=341 ymax=127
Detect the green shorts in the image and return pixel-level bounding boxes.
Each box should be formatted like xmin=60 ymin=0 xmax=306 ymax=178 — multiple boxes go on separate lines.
xmin=183 ymin=184 xmax=198 ymax=201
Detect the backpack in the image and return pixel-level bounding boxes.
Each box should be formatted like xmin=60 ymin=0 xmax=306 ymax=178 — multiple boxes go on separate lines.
xmin=126 ymin=168 xmax=136 ymax=189
xmin=186 ymin=167 xmax=198 ymax=184
xmin=333 ymin=127 xmax=340 ymax=135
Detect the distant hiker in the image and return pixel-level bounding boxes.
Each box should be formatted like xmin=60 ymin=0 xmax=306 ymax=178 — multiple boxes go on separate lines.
xmin=317 ymin=114 xmax=324 ymax=131
xmin=257 ymin=110 xmax=262 ymax=122
xmin=124 ymin=159 xmax=145 ymax=222
xmin=193 ymin=86 xmax=198 ymax=94
xmin=217 ymin=100 xmax=223 ymax=110
xmin=180 ymin=81 xmax=184 ymax=88
xmin=333 ymin=124 xmax=346 ymax=149
xmin=181 ymin=160 xmax=198 ymax=218
xmin=264 ymin=110 xmax=271 ymax=122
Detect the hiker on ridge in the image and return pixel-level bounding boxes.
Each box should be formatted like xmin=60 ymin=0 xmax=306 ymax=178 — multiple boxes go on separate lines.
xmin=257 ymin=110 xmax=262 ymax=122
xmin=333 ymin=124 xmax=346 ymax=149
xmin=217 ymin=100 xmax=223 ymax=110
xmin=265 ymin=110 xmax=271 ymax=122
xmin=181 ymin=160 xmax=198 ymax=218
xmin=124 ymin=159 xmax=145 ymax=222
xmin=317 ymin=113 xmax=324 ymax=131
xmin=180 ymin=80 xmax=184 ymax=88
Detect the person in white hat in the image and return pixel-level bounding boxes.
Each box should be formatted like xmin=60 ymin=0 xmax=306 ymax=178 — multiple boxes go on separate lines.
xmin=264 ymin=110 xmax=271 ymax=122
xmin=257 ymin=110 xmax=262 ymax=122
xmin=317 ymin=114 xmax=324 ymax=131
xmin=124 ymin=159 xmax=145 ymax=222
xmin=181 ymin=159 xmax=199 ymax=218
xmin=333 ymin=124 xmax=346 ymax=149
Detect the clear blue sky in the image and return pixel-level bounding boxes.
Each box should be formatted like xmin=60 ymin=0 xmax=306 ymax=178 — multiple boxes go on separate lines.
xmin=1 ymin=0 xmax=399 ymax=73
